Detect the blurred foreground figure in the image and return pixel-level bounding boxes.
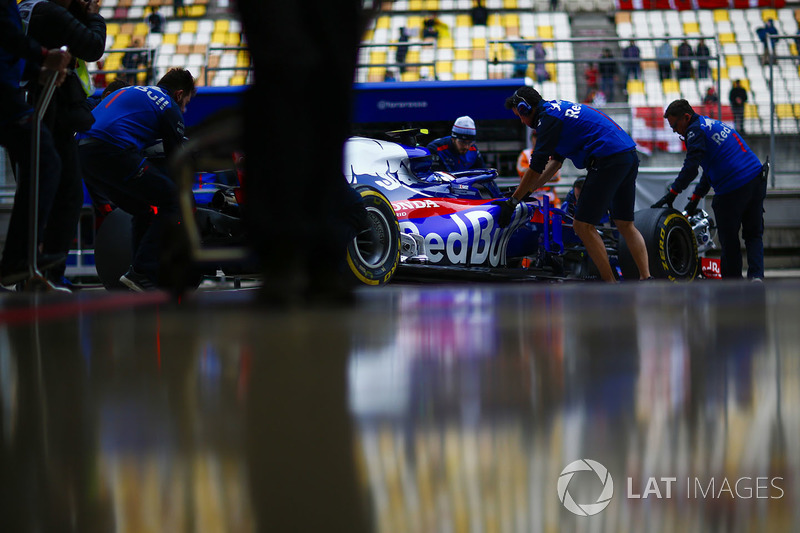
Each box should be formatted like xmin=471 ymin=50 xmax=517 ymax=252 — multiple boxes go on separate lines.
xmin=234 ymin=0 xmax=371 ymax=531
xmin=237 ymin=1 xmax=372 ymax=305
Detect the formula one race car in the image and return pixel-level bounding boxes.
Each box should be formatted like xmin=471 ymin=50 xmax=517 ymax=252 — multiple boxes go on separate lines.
xmin=92 ymin=123 xmax=712 ymax=290
xmin=343 ymin=129 xmax=713 ymax=284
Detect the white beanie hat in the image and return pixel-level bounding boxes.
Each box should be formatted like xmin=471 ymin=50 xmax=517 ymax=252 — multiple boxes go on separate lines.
xmin=451 ymin=116 xmax=477 ymax=139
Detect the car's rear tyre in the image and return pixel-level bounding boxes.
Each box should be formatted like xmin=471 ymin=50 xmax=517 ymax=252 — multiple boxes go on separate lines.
xmin=619 ymin=207 xmax=699 ymax=281
xmin=94 ymin=208 xmax=132 ymax=290
xmin=345 ymin=187 xmax=400 ymax=286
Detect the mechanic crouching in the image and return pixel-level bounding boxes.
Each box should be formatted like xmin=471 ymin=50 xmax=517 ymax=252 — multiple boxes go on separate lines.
xmin=77 ymin=68 xmax=195 ymax=291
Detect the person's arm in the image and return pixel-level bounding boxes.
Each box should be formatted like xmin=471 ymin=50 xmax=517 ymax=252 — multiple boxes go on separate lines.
xmin=32 ymin=0 xmax=106 ymax=61
xmin=160 ymin=101 xmax=186 ymax=157
xmin=669 ymin=124 xmax=705 ymax=194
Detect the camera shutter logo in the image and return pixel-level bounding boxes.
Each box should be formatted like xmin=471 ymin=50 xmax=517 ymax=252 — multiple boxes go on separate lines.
xmin=557 ymin=459 xmax=614 ymax=516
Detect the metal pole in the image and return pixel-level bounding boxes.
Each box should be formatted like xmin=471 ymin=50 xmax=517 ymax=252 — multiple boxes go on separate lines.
xmin=769 ymin=34 xmax=775 ymax=189
xmin=27 ymin=69 xmax=60 ymax=280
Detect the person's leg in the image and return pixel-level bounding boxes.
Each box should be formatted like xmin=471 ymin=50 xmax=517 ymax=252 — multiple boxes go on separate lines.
xmin=0 ymin=119 xmax=62 ymax=275
xmin=42 ymin=133 xmax=85 ymax=279
xmin=615 ymin=220 xmax=650 ymax=279
xmin=712 ymin=192 xmax=745 ymax=279
xmin=572 ymin=220 xmax=615 ymax=281
xmin=609 ymin=151 xmax=650 ymax=279
xmin=741 ymin=175 xmax=767 ymax=279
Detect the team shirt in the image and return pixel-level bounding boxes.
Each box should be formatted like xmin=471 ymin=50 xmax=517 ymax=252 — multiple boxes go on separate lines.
xmin=669 ymin=113 xmax=763 ymax=197
xmin=528 ymin=99 xmax=636 ymax=174
xmin=81 ymin=84 xmax=185 ymax=155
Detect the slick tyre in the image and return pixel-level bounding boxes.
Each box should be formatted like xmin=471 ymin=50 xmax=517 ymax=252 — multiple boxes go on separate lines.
xmin=345 ymin=187 xmax=400 ymax=286
xmin=619 ymin=207 xmax=699 ymax=281
xmin=94 ymin=208 xmax=132 ymax=290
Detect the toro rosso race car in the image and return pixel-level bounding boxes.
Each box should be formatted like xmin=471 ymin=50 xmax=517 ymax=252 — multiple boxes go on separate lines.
xmin=343 ymin=129 xmax=713 ymax=285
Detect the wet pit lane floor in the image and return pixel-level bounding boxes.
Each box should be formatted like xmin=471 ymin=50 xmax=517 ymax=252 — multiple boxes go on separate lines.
xmin=0 ymin=277 xmax=798 ymax=532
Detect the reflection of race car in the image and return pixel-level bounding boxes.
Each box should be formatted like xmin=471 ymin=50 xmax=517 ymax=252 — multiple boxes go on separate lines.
xmin=344 ymin=129 xmax=709 ymax=284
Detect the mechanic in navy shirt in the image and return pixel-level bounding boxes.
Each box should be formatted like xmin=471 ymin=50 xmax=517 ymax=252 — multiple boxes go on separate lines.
xmin=426 ymin=115 xmax=487 ymax=173
xmin=653 ymin=99 xmax=767 ymax=279
xmin=78 ymin=67 xmax=195 ymax=291
xmin=496 ymin=86 xmax=651 ymax=282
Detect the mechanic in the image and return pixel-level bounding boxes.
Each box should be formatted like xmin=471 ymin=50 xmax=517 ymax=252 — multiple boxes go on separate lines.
xmin=653 ymin=99 xmax=767 ymax=280
xmin=77 ymin=67 xmax=195 ymax=291
xmin=0 ymin=0 xmax=72 ymax=288
xmin=426 ymin=116 xmax=487 ymax=172
xmin=496 ymin=86 xmax=651 ymax=282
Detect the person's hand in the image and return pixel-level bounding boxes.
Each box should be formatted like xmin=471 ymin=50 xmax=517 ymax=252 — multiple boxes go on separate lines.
xmin=41 ymin=48 xmax=71 ymax=86
xmin=651 ymin=190 xmax=677 ymax=209
xmin=492 ymin=198 xmax=518 ymax=228
xmin=683 ymin=195 xmax=701 ymax=216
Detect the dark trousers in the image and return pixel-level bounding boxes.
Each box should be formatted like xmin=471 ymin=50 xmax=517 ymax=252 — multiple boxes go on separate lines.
xmin=78 ymin=142 xmax=178 ymax=282
xmin=42 ymin=128 xmax=85 ymax=277
xmin=712 ymin=173 xmax=767 ymax=279
xmin=0 ymin=116 xmax=62 ymax=269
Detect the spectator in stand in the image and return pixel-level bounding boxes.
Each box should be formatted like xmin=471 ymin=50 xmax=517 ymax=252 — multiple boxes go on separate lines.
xmin=395 ymin=26 xmax=409 ymax=74
xmin=422 ymin=12 xmax=441 ymax=39
xmin=426 ymin=116 xmax=486 ymax=172
xmin=173 ymin=0 xmax=185 ymax=19
xmin=598 ymin=48 xmax=616 ymax=102
xmin=676 ymin=39 xmax=693 ymax=79
xmin=729 ymin=79 xmax=747 ymax=135
xmin=583 ymin=61 xmax=598 ymax=93
xmin=0 ymin=0 xmax=73 ymax=288
xmin=695 ymin=38 xmax=710 ymax=78
xmin=510 ymin=39 xmax=530 ymax=78
xmin=383 ymin=69 xmax=397 ymax=82
xmin=146 ymin=5 xmax=164 ymax=34
xmin=122 ymin=38 xmax=145 ymax=84
xmin=756 ymin=19 xmax=778 ymax=65
xmin=622 ymin=40 xmax=641 ymax=81
xmin=470 ymin=0 xmax=487 ymax=26
xmin=702 ymin=85 xmax=719 ymax=117
xmin=534 ymin=42 xmax=549 ymax=81
xmin=19 ymin=0 xmax=107 ymax=290
xmin=656 ymin=40 xmax=673 ymax=80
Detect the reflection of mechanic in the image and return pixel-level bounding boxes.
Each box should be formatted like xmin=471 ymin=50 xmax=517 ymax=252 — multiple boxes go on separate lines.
xmin=497 ymin=86 xmax=651 ymax=282
xmin=654 ymin=99 xmax=766 ymax=280
xmin=426 ymin=116 xmax=486 ymax=172
xmin=517 ymin=128 xmax=560 ymax=207
xmin=77 ymin=68 xmax=195 ymax=291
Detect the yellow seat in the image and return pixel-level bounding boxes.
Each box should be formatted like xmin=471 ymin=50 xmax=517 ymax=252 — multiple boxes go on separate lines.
xmin=436 ymin=60 xmax=452 ymax=73
xmin=439 ymin=37 xmax=454 ymax=48
xmin=211 ymin=32 xmax=227 ymax=44
xmin=713 ymin=10 xmax=729 ymax=22
xmin=683 ymin=22 xmax=699 ymax=35
xmin=627 ymin=79 xmax=644 ymax=94
xmin=504 ymin=0 xmax=517 ymax=8
xmin=214 ymin=20 xmax=229 ymax=33
xmin=455 ymin=48 xmax=471 ymax=60
xmin=662 ymin=79 xmax=680 ymax=93
xmin=456 ymin=14 xmax=471 ymax=27
xmin=454 ymin=72 xmax=470 ymax=80
xmin=538 ymin=26 xmax=553 ymax=39
xmin=230 ymin=75 xmax=248 ymax=86
xmin=187 ymin=5 xmax=206 ymax=17
xmin=719 ymin=33 xmax=735 ymax=44
xmin=370 ymin=51 xmax=387 ymax=65
xmin=714 ymin=66 xmax=728 ymax=79
xmin=744 ymin=103 xmax=758 ymax=119
xmin=134 ymin=22 xmax=148 ymax=37
xmin=762 ymin=9 xmax=777 ymax=22
xmin=545 ymin=63 xmax=556 ymax=82
xmin=106 ymin=23 xmax=120 ymax=36
xmin=726 ymin=54 xmax=742 ymax=67
xmin=409 ymin=0 xmax=423 ymax=10
xmin=162 ymin=33 xmax=178 ymax=45
xmin=114 ymin=34 xmax=131 ymax=49
xmin=504 ymin=14 xmax=519 ymax=27
xmin=226 ymin=32 xmax=241 ymax=46
xmin=401 ymin=70 xmax=420 ymax=81
xmin=406 ymin=16 xmax=423 ymax=29
xmin=183 ymin=20 xmax=198 ymax=34
xmin=376 ymin=16 xmax=390 ymax=30
xmin=472 ymin=37 xmax=486 ymax=48
xmin=407 ymin=50 xmax=420 ymax=64
xmin=776 ymin=103 xmax=793 ymax=119
xmin=487 ymin=14 xmax=501 ymax=26
xmin=739 ymin=78 xmax=750 ymax=91
xmin=793 ymin=103 xmax=800 ymax=118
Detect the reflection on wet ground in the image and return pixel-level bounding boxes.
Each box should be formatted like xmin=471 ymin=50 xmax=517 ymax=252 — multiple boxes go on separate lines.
xmin=0 ymin=281 xmax=798 ymax=532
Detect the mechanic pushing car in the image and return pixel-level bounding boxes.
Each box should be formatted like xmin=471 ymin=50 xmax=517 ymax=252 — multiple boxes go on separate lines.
xmin=653 ymin=99 xmax=768 ymax=280
xmin=77 ymin=67 xmax=195 ymax=291
xmin=426 ymin=115 xmax=487 ymax=172
xmin=496 ymin=86 xmax=651 ymax=282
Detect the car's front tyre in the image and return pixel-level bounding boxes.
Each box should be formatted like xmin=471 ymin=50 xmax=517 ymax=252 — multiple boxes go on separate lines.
xmin=345 ymin=187 xmax=400 ymax=286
